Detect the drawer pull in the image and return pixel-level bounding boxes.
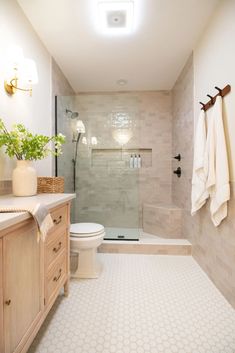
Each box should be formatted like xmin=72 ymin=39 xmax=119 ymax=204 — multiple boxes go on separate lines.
xmin=5 ymin=299 xmax=11 ymax=306
xmin=53 ymin=216 xmax=62 ymax=225
xmin=53 ymin=242 xmax=62 ymax=253
xmin=53 ymin=269 xmax=62 ymax=282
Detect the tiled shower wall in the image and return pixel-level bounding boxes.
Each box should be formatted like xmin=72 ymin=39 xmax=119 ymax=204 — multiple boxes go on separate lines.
xmin=172 ymin=54 xmax=235 ymax=309
xmin=172 ymin=55 xmax=194 ymax=219
xmin=58 ymin=91 xmax=172 ymax=226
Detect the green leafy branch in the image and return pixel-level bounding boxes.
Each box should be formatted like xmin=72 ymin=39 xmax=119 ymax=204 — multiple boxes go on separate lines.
xmin=0 ymin=119 xmax=66 ymax=161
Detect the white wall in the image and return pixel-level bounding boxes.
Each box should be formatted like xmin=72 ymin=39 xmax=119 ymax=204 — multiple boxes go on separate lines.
xmin=194 ymin=0 xmax=235 ymax=181
xmin=0 ymin=0 xmax=52 ymax=180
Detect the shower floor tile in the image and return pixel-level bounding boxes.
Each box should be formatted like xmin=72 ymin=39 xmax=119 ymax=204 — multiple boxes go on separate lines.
xmin=29 ymin=254 xmax=235 ymax=353
xmin=100 ymin=229 xmax=191 ymax=255
xmin=105 ymin=227 xmax=140 ymax=240
xmin=104 ymin=228 xmax=190 ymax=244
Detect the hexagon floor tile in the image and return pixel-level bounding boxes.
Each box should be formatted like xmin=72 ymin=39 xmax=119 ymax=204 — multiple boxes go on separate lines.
xmin=29 ymin=254 xmax=235 ymax=353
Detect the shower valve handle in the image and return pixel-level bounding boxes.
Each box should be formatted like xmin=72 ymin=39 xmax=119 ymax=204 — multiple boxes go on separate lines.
xmin=173 ymin=167 xmax=181 ymax=178
xmin=173 ymin=154 xmax=181 ymax=161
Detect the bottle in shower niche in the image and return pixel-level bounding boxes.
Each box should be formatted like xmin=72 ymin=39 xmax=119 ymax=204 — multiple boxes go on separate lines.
xmin=137 ymin=154 xmax=142 ymax=168
xmin=134 ymin=154 xmax=138 ymax=168
xmin=129 ymin=154 xmax=134 ymax=168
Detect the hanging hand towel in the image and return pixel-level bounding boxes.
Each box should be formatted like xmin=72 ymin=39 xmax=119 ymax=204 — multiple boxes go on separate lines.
xmin=0 ymin=203 xmax=54 ymax=241
xmin=191 ymin=110 xmax=209 ymax=215
xmin=206 ymin=96 xmax=230 ymax=226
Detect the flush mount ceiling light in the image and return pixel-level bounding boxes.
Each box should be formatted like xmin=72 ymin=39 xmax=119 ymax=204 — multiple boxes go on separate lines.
xmin=98 ymin=1 xmax=134 ymax=35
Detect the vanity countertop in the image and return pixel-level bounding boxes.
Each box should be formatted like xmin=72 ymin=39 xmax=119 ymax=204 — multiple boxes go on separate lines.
xmin=0 ymin=193 xmax=76 ymax=232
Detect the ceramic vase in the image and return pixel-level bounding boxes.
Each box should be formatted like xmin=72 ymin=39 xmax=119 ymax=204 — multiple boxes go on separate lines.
xmin=12 ymin=160 xmax=37 ymax=196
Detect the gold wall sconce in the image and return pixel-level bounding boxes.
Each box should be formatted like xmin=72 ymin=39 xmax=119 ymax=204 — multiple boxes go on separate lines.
xmin=4 ymin=45 xmax=38 ymax=96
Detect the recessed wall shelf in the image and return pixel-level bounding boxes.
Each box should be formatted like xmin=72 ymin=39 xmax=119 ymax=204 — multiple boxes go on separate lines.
xmin=91 ymin=148 xmax=152 ymax=168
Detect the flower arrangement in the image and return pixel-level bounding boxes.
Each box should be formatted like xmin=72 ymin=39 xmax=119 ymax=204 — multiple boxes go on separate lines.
xmin=0 ymin=119 xmax=65 ymax=160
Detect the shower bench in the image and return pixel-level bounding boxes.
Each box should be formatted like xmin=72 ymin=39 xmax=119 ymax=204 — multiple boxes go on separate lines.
xmin=143 ymin=203 xmax=182 ymax=238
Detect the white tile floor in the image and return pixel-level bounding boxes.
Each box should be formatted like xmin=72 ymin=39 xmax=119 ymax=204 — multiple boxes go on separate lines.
xmin=29 ymin=254 xmax=235 ymax=353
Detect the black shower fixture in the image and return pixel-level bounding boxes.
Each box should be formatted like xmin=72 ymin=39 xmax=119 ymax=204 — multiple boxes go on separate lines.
xmin=173 ymin=167 xmax=181 ymax=178
xmin=173 ymin=154 xmax=181 ymax=161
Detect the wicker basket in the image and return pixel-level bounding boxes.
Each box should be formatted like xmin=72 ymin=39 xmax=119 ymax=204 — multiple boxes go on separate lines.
xmin=37 ymin=177 xmax=64 ymax=194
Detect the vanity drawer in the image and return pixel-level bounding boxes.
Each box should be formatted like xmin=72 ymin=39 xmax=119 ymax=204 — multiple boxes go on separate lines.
xmin=45 ymin=228 xmax=67 ymax=270
xmin=49 ymin=204 xmax=68 ymax=233
xmin=45 ymin=252 xmax=66 ymax=305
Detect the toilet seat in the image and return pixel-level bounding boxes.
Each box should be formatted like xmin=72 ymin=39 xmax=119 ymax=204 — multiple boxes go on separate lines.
xmin=70 ymin=223 xmax=105 ymax=238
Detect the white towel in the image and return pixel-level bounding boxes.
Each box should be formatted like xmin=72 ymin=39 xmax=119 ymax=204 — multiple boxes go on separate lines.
xmin=0 ymin=203 xmax=54 ymax=241
xmin=206 ymin=96 xmax=230 ymax=226
xmin=191 ymin=110 xmax=209 ymax=215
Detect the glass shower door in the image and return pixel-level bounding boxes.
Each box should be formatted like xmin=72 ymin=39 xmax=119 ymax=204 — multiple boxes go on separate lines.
xmin=56 ymin=94 xmax=140 ymax=241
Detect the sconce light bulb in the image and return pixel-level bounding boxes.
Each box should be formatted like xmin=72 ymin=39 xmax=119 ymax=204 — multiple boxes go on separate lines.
xmin=76 ymin=120 xmax=86 ymax=134
xmin=91 ymin=136 xmax=98 ymax=145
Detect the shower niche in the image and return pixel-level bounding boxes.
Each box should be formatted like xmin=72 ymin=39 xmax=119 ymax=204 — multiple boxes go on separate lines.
xmin=91 ymin=148 xmax=152 ymax=168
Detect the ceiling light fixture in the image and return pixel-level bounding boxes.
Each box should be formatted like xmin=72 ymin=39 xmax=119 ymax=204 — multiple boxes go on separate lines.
xmin=98 ymin=1 xmax=134 ymax=35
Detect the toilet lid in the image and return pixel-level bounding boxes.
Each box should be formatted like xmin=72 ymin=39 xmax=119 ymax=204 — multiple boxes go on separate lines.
xmin=70 ymin=223 xmax=105 ymax=238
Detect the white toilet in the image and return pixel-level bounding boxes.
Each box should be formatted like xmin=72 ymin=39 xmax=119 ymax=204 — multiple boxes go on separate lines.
xmin=70 ymin=223 xmax=105 ymax=279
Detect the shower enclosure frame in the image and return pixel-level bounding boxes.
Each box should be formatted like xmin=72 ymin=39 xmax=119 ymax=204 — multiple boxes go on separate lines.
xmin=55 ymin=96 xmax=58 ymax=176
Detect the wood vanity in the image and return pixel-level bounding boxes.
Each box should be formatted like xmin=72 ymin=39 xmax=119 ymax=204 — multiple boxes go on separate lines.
xmin=0 ymin=193 xmax=75 ymax=353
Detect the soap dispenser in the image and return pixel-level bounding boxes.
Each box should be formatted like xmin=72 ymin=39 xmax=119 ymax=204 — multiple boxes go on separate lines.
xmin=134 ymin=154 xmax=138 ymax=168
xmin=137 ymin=154 xmax=141 ymax=168
xmin=129 ymin=155 xmax=134 ymax=168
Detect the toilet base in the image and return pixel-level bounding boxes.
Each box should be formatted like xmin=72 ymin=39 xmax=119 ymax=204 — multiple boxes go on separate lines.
xmin=71 ymin=248 xmax=102 ymax=279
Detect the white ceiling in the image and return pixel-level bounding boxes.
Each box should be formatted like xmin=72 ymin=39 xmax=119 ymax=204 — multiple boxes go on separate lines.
xmin=17 ymin=0 xmax=219 ymax=93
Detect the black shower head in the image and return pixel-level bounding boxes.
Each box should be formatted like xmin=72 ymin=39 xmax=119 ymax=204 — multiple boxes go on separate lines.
xmin=66 ymin=109 xmax=79 ymax=119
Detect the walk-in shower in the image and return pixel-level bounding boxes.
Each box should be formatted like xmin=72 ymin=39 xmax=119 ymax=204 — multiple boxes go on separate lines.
xmin=55 ymin=94 xmax=141 ymax=241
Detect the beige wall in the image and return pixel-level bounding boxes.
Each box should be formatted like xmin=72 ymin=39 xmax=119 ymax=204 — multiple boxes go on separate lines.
xmin=0 ymin=0 xmax=51 ymax=179
xmin=172 ymin=54 xmax=194 ymax=213
xmin=172 ymin=0 xmax=235 ymax=309
xmin=192 ymin=0 xmax=235 ymax=308
xmin=194 ymin=0 xmax=235 ymax=181
xmin=51 ymin=58 xmax=75 ymax=99
xmin=0 ymin=0 xmax=75 ymax=193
